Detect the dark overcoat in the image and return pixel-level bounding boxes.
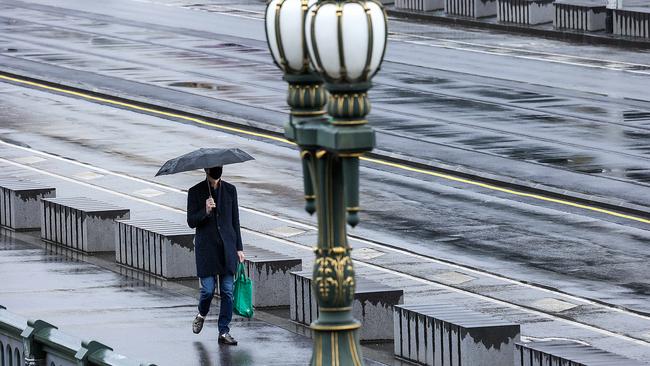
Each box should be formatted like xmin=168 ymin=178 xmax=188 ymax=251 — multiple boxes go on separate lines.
xmin=187 ymin=180 xmax=243 ymax=277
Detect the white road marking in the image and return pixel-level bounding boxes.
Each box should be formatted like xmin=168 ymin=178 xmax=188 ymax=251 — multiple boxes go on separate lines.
xmin=531 ymin=298 xmax=579 ymax=313
xmin=133 ymin=188 xmax=165 ymax=197
xmin=73 ymin=171 xmax=104 ymax=180
xmin=12 ymin=155 xmax=46 ymax=164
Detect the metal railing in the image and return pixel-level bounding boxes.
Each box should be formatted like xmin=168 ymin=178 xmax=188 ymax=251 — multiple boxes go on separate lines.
xmin=0 ymin=305 xmax=156 ymax=366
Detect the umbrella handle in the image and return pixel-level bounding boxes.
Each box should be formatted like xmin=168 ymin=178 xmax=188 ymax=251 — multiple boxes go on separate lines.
xmin=206 ymin=178 xmax=214 ymax=217
xmin=206 ymin=178 xmax=212 ymax=200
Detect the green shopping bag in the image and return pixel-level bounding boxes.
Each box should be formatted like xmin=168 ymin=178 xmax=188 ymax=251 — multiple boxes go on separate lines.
xmin=233 ymin=262 xmax=254 ymax=318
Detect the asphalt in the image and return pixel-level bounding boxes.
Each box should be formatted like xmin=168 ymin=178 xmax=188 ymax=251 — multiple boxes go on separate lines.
xmin=2 ymin=0 xmax=650 ymax=221
xmin=0 ymin=83 xmax=650 ymax=364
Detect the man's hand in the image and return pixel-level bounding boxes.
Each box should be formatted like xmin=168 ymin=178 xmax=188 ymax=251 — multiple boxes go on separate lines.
xmin=205 ymin=197 xmax=216 ymax=214
xmin=237 ymin=251 xmax=245 ymax=263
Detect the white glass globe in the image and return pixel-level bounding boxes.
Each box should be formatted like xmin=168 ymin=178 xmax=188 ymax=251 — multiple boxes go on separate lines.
xmin=305 ymin=0 xmax=387 ymax=83
xmin=266 ymin=0 xmax=317 ymax=73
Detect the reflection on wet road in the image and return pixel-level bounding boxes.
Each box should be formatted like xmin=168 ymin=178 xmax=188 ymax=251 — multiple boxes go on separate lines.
xmin=2 ymin=0 xmax=650 ymax=204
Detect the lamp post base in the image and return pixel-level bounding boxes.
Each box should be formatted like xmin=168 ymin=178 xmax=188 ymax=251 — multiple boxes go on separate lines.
xmin=311 ymin=323 xmax=364 ymax=366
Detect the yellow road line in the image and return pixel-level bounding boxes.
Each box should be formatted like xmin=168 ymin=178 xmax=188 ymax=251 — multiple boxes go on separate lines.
xmin=362 ymin=157 xmax=650 ymax=224
xmin=0 ymin=74 xmax=292 ymax=145
xmin=2 ymin=73 xmax=649 ymax=225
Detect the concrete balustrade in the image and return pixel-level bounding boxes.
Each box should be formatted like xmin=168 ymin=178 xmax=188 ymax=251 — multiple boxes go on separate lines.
xmin=394 ymin=303 xmax=520 ymax=366
xmin=554 ymin=0 xmax=608 ymax=31
xmin=0 ymin=305 xmax=155 ymax=366
xmin=0 ymin=178 xmax=55 ymax=231
xmin=395 ymin=0 xmax=444 ymax=12
xmin=244 ymin=245 xmax=302 ymax=308
xmin=497 ymin=0 xmax=554 ymax=24
xmin=290 ymin=271 xmax=404 ymax=341
xmin=116 ymin=218 xmax=195 ymax=279
xmin=613 ymin=6 xmax=650 ymax=38
xmin=41 ymin=197 xmax=129 ymax=253
xmin=515 ymin=341 xmax=646 ymax=365
xmin=445 ymin=0 xmax=497 ymax=18
xmin=0 ymin=304 xmax=24 ymax=366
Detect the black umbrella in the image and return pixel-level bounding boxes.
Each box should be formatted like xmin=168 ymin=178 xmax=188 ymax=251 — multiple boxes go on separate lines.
xmin=155 ymin=148 xmax=254 ymax=176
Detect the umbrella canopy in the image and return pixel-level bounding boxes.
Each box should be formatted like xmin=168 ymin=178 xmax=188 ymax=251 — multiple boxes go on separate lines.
xmin=155 ymin=148 xmax=254 ymax=176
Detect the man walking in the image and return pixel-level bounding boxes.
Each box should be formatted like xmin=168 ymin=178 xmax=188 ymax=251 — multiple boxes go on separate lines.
xmin=187 ymin=166 xmax=244 ymax=346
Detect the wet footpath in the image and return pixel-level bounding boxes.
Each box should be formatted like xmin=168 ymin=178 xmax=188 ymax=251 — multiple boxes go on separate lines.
xmin=1 ymin=230 xmax=316 ymax=366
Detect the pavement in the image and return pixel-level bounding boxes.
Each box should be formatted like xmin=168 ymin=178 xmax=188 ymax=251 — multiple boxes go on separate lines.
xmin=0 ymin=83 xmax=649 ymax=364
xmin=0 ymin=230 xmax=317 ymax=366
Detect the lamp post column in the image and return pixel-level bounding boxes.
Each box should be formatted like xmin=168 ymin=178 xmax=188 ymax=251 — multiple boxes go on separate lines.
xmin=304 ymin=84 xmax=374 ymax=366
xmin=264 ymin=0 xmax=327 ymax=214
xmin=304 ymin=0 xmax=387 ymax=364
xmin=266 ymin=0 xmax=387 ymax=364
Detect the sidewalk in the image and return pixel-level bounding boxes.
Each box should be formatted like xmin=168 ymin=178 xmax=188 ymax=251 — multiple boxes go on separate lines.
xmin=0 ymin=230 xmax=315 ymax=366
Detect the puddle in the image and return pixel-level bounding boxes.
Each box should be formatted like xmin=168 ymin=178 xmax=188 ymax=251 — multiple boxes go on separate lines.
xmin=625 ymin=169 xmax=650 ymax=183
xmin=168 ymin=81 xmax=217 ymax=90
xmin=90 ymin=37 xmax=124 ymax=46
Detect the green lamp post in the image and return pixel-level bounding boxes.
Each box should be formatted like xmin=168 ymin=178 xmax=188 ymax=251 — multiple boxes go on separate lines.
xmin=265 ymin=0 xmax=326 ymax=216
xmin=266 ymin=0 xmax=387 ymax=364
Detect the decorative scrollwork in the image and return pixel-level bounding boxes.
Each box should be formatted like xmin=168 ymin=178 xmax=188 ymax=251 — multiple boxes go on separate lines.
xmin=313 ymin=247 xmax=355 ymax=307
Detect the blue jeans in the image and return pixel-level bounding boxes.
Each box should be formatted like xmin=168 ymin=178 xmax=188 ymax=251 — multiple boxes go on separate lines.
xmin=198 ymin=274 xmax=234 ymax=335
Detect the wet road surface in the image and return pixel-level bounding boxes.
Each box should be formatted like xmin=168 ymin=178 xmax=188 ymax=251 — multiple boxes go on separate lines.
xmin=1 ymin=80 xmax=650 ymax=357
xmin=2 ymin=0 xmax=650 ymax=212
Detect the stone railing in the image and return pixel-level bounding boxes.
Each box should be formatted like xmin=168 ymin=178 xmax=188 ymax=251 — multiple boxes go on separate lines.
xmin=0 ymin=178 xmax=55 ymax=231
xmin=554 ymin=0 xmax=608 ymax=31
xmin=0 ymin=305 xmax=155 ymax=366
xmin=41 ymin=197 xmax=130 ymax=253
xmin=115 ymin=218 xmax=194 ymax=279
xmin=497 ymin=0 xmax=554 ymax=24
xmin=290 ymin=270 xmax=404 ymax=341
xmin=612 ymin=5 xmax=650 ymax=38
xmin=394 ymin=303 xmax=520 ymax=365
xmin=445 ymin=0 xmax=498 ymax=18
xmin=244 ymin=245 xmax=302 ymax=308
xmin=515 ymin=340 xmax=646 ymax=366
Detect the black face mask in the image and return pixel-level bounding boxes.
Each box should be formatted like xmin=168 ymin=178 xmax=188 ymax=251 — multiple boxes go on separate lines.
xmin=208 ymin=166 xmax=223 ymax=180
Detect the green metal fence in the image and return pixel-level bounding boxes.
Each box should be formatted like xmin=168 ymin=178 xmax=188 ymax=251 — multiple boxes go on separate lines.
xmin=0 ymin=304 xmax=156 ymax=366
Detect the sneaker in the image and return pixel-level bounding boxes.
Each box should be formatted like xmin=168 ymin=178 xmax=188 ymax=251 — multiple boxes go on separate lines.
xmin=192 ymin=314 xmax=205 ymax=334
xmin=218 ymin=333 xmax=238 ymax=345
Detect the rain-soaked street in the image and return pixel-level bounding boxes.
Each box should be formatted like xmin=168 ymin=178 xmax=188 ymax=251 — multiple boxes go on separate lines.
xmin=2 ymin=0 xmax=650 ymax=209
xmin=1 ymin=0 xmax=650 ymax=364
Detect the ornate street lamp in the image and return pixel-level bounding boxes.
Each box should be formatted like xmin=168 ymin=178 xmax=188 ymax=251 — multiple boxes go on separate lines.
xmin=265 ymin=0 xmax=327 ymax=215
xmin=304 ymin=3 xmax=387 ymax=365
xmin=266 ymin=0 xmax=387 ymax=364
